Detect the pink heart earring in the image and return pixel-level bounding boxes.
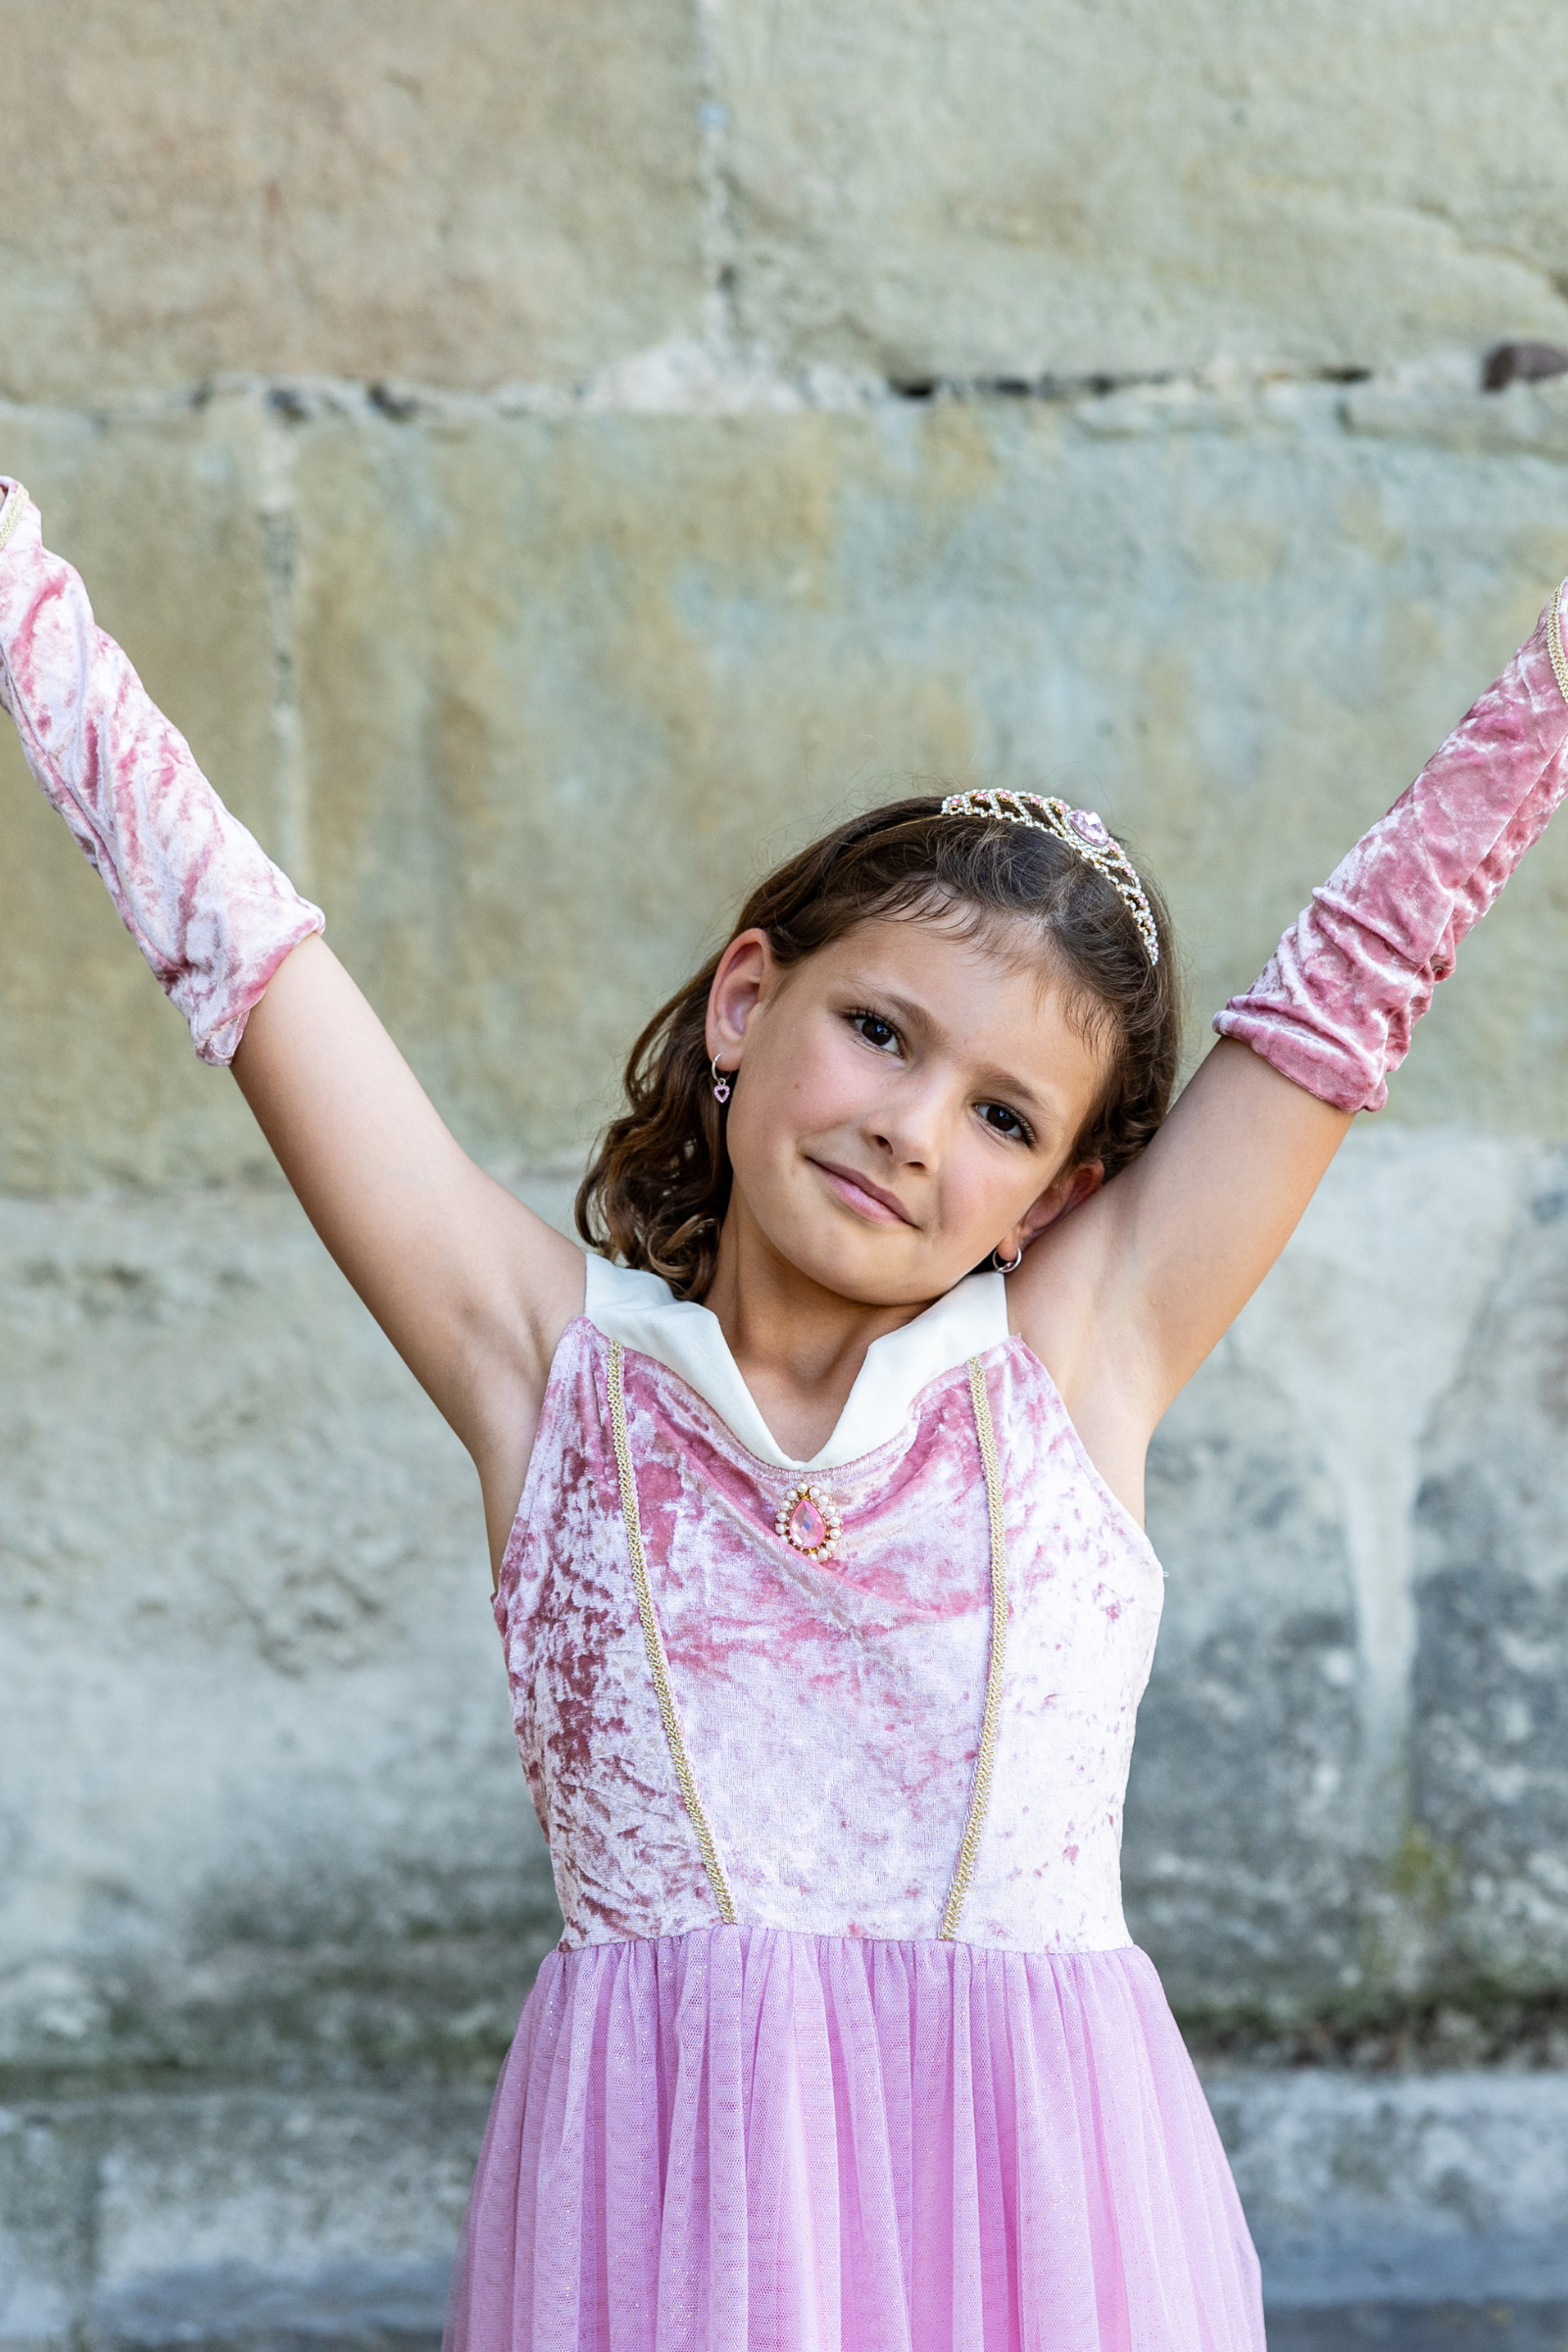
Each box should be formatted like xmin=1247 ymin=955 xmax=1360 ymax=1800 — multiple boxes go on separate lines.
xmin=710 ymin=1055 xmax=732 ymax=1106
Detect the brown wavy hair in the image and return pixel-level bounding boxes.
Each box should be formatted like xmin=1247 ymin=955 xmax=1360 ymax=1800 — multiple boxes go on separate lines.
xmin=576 ymin=796 xmax=1181 ymax=1299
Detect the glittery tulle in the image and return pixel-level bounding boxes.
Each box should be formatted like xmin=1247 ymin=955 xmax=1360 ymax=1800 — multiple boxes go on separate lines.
xmin=444 ymin=1926 xmax=1262 ymax=2352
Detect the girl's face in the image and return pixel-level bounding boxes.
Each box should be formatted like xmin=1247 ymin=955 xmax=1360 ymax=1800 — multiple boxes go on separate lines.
xmin=708 ymin=914 xmax=1109 ymax=1307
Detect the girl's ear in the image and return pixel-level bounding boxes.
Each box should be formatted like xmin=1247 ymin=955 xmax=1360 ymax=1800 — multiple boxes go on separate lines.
xmin=1007 ymin=1159 xmax=1103 ymax=1258
xmin=706 ymin=928 xmax=776 ymax=1064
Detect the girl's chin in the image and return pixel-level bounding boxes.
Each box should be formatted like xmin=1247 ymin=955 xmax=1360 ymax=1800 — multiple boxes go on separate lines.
xmin=765 ymin=1232 xmax=967 ymax=1310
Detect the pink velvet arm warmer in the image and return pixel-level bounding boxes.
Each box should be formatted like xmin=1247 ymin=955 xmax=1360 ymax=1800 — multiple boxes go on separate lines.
xmin=0 ymin=477 xmax=323 ymax=1065
xmin=1213 ymin=581 xmax=1568 ymax=1112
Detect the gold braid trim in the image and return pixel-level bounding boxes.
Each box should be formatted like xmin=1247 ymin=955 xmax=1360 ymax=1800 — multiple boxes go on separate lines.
xmin=607 ymin=1341 xmax=738 ymax=1925
xmin=0 ymin=483 xmax=29 ymax=557
xmin=606 ymin=1340 xmax=1012 ymax=1941
xmin=1550 ymin=579 xmax=1568 ymax=710
xmin=938 ymin=1358 xmax=1011 ymax=1942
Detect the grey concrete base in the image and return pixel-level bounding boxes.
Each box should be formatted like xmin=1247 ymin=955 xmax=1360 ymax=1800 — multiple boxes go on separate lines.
xmin=7 ymin=2069 xmax=1568 ymax=2347
xmin=94 ymin=2260 xmax=453 ymax=2352
xmin=1209 ymin=2072 xmax=1568 ymax=2313
xmin=0 ymin=2090 xmax=488 ymax=2352
xmin=1267 ymin=2310 xmax=1568 ymax=2349
xmin=81 ymin=2287 xmax=1568 ymax=2352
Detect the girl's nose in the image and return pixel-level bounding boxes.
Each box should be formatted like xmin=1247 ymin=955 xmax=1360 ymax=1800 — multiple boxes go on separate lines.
xmin=866 ymin=1085 xmax=944 ymax=1169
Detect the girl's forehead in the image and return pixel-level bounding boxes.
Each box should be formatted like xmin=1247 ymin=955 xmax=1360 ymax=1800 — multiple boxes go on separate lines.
xmin=812 ymin=910 xmax=1065 ymax=994
xmin=822 ymin=904 xmax=1028 ymax=956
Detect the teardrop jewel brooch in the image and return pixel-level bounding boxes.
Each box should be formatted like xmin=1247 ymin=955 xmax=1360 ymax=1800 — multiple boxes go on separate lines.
xmin=775 ymin=1479 xmax=843 ymax=1562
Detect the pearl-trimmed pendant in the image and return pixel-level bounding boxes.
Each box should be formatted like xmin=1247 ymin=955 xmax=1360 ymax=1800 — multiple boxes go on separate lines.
xmin=774 ymin=1479 xmax=843 ymax=1561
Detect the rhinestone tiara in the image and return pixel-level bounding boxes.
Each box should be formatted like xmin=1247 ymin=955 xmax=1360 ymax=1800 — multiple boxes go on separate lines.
xmin=939 ymin=790 xmax=1159 ymax=966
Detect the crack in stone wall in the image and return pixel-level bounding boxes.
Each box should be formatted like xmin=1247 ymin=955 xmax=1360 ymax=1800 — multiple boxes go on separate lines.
xmin=0 ymin=353 xmax=1537 ymax=425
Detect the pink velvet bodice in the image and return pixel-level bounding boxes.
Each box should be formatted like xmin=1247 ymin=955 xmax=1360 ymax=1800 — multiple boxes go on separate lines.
xmin=494 ymin=1318 xmax=1164 ymax=1954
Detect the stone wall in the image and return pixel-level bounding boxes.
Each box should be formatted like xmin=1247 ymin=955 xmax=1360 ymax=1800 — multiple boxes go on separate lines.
xmin=5 ymin=2 xmax=1568 ymax=2340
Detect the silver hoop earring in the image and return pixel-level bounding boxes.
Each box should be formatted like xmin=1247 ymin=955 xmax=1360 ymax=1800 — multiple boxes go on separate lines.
xmin=991 ymin=1242 xmax=1024 ymax=1274
xmin=710 ymin=1055 xmax=732 ymax=1106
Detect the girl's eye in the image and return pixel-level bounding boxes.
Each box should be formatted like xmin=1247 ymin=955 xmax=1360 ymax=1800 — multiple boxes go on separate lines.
xmin=849 ymin=1011 xmax=901 ymax=1054
xmin=979 ymin=1102 xmax=1034 ymax=1146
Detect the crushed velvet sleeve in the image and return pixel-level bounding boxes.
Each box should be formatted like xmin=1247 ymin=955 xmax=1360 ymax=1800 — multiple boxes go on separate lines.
xmin=1214 ymin=579 xmax=1568 ymax=1112
xmin=0 ymin=476 xmax=324 ymax=1065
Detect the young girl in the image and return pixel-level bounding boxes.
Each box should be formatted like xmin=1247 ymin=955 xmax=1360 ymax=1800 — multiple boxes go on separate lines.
xmin=3 ymin=466 xmax=1564 ymax=2352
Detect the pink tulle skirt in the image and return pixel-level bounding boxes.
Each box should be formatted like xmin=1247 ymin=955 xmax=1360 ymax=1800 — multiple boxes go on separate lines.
xmin=444 ymin=1928 xmax=1263 ymax=2352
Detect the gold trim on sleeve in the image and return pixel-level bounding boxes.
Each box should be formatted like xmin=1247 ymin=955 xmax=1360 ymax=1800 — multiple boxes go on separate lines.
xmin=0 ymin=483 xmax=29 ymax=556
xmin=1549 ymin=580 xmax=1568 ymax=710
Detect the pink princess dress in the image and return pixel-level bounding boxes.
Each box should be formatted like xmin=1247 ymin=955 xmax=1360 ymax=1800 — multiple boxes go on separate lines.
xmin=447 ymin=1259 xmax=1265 ymax=2352
xmin=5 ymin=473 xmax=1567 ymax=2352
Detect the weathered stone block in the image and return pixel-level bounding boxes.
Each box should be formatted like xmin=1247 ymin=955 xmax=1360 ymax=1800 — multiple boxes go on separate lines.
xmin=0 ymin=1188 xmax=558 ymax=2090
xmin=713 ymin=0 xmax=1568 ymax=380
xmin=1121 ymin=1123 xmax=1568 ymax=2021
xmin=1413 ymin=1148 xmax=1568 ymax=1981
xmin=1127 ymin=1353 xmax=1362 ymax=2011
xmin=1211 ymin=2070 xmax=1568 ymax=2307
xmin=0 ymin=2107 xmax=95 ymax=2350
xmin=92 ymin=2090 xmax=481 ymax=2329
xmin=0 ymin=2085 xmax=484 ymax=2352
xmin=0 ymin=1 xmax=706 ymax=401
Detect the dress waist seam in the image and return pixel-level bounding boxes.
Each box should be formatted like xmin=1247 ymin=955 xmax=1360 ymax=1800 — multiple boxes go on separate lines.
xmin=554 ymin=1923 xmax=1141 ymax=1961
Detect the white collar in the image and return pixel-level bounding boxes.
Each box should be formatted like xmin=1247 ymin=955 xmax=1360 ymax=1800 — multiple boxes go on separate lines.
xmin=582 ymin=1256 xmax=1009 ymax=1471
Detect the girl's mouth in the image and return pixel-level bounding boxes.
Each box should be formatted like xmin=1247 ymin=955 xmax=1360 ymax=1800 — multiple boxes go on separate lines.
xmin=809 ymin=1159 xmax=915 ymax=1226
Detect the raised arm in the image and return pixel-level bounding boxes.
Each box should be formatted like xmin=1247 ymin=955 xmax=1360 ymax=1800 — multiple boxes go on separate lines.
xmin=0 ymin=479 xmax=583 ymax=1567
xmin=1019 ymin=576 xmax=1568 ymax=1496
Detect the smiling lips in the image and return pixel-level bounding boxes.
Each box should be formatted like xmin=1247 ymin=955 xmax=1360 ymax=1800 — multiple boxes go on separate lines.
xmin=811 ymin=1159 xmax=914 ymax=1226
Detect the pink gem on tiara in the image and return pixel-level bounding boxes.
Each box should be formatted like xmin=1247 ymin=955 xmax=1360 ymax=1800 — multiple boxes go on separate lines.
xmin=936 ymin=788 xmax=1160 ymax=966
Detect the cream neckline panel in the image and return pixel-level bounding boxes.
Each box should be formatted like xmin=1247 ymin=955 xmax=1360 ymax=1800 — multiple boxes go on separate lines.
xmin=581 ymin=1256 xmax=1009 ymax=1472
